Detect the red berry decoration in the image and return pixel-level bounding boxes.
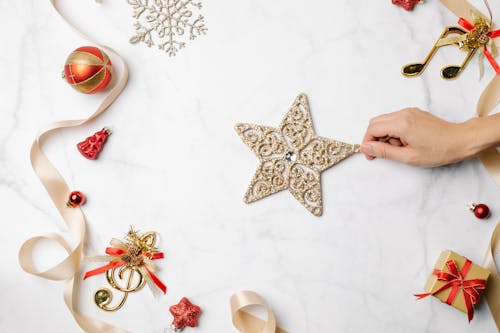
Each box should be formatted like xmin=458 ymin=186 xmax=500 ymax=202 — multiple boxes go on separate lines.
xmin=77 ymin=128 xmax=111 ymax=160
xmin=66 ymin=191 xmax=86 ymax=208
xmin=392 ymin=0 xmax=421 ymax=11
xmin=469 ymin=203 xmax=490 ymax=220
xmin=169 ymin=297 xmax=201 ymax=331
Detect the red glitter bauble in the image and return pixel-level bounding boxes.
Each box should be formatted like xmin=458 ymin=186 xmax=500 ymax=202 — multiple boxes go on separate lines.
xmin=170 ymin=297 xmax=201 ymax=330
xmin=77 ymin=128 xmax=111 ymax=160
xmin=66 ymin=191 xmax=86 ymax=208
xmin=473 ymin=204 xmax=490 ymax=219
xmin=63 ymin=46 xmax=112 ymax=94
xmin=392 ymin=0 xmax=420 ymax=11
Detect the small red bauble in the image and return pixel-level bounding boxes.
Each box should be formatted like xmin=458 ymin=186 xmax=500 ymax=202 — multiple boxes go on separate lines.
xmin=63 ymin=46 xmax=112 ymax=94
xmin=77 ymin=127 xmax=111 ymax=160
xmin=469 ymin=203 xmax=490 ymax=220
xmin=66 ymin=191 xmax=86 ymax=208
xmin=392 ymin=0 xmax=421 ymax=11
xmin=169 ymin=297 xmax=201 ymax=331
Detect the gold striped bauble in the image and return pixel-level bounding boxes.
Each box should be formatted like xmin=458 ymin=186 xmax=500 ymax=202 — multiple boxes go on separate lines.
xmin=63 ymin=46 xmax=112 ymax=94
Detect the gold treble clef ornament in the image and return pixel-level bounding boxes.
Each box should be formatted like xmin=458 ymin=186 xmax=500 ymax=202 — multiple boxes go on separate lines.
xmin=84 ymin=228 xmax=167 ymax=311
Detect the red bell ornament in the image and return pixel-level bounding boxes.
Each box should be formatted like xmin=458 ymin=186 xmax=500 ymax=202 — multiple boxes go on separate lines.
xmin=63 ymin=46 xmax=112 ymax=94
xmin=469 ymin=203 xmax=491 ymax=220
xmin=77 ymin=128 xmax=111 ymax=160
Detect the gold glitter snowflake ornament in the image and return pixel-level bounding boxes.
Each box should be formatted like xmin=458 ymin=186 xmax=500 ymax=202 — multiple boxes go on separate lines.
xmin=235 ymin=93 xmax=360 ymax=216
xmin=127 ymin=0 xmax=207 ymax=56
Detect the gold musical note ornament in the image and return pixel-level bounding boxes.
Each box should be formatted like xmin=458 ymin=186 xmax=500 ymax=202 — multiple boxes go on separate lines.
xmin=84 ymin=228 xmax=167 ymax=311
xmin=402 ymin=7 xmax=500 ymax=80
xmin=402 ymin=26 xmax=478 ymax=80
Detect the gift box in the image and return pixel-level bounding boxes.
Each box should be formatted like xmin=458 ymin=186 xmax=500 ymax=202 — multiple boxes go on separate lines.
xmin=416 ymin=250 xmax=490 ymax=322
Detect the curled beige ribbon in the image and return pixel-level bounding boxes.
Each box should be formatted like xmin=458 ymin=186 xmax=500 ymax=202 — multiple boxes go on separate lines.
xmin=18 ymin=1 xmax=130 ymax=332
xmin=230 ymin=291 xmax=289 ymax=333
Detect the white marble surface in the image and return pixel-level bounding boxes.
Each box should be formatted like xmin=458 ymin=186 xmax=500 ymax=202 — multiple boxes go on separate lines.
xmin=2 ymin=0 xmax=500 ymax=332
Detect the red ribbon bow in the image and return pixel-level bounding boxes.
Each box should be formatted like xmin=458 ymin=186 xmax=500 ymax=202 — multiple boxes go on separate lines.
xmin=83 ymin=247 xmax=167 ymax=294
xmin=458 ymin=17 xmax=500 ymax=74
xmin=415 ymin=259 xmax=487 ymax=322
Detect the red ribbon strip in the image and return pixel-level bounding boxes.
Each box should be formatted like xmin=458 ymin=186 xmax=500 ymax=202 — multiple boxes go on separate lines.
xmin=83 ymin=248 xmax=166 ymax=294
xmin=105 ymin=247 xmax=125 ymax=256
xmin=144 ymin=266 xmax=167 ymax=294
xmin=415 ymin=259 xmax=487 ymax=322
xmin=484 ymin=46 xmax=500 ymax=73
xmin=458 ymin=17 xmax=500 ymax=75
xmin=83 ymin=260 xmax=125 ymax=280
xmin=140 ymin=252 xmax=164 ymax=260
xmin=458 ymin=17 xmax=475 ymax=31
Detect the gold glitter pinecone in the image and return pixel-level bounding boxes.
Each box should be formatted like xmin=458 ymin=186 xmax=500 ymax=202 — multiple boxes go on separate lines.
xmin=120 ymin=246 xmax=144 ymax=266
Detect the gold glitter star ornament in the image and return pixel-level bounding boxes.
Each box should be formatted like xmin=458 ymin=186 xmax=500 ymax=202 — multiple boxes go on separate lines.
xmin=235 ymin=93 xmax=360 ymax=216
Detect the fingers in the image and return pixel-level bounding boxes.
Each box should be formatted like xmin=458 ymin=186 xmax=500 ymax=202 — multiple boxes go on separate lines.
xmin=360 ymin=108 xmax=428 ymax=164
xmin=388 ymin=138 xmax=403 ymax=146
xmin=363 ymin=108 xmax=421 ymax=142
xmin=363 ymin=119 xmax=403 ymax=142
xmin=360 ymin=137 xmax=403 ymax=160
xmin=361 ymin=108 xmax=420 ymax=159
xmin=362 ymin=116 xmax=392 ymax=144
xmin=361 ymin=121 xmax=402 ymax=160
xmin=360 ymin=141 xmax=411 ymax=164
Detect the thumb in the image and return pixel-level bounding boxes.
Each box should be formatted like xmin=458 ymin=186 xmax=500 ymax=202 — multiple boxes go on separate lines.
xmin=361 ymin=141 xmax=408 ymax=162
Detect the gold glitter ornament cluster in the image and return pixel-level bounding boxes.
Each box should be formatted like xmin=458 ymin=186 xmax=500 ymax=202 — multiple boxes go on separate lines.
xmin=460 ymin=11 xmax=492 ymax=51
xmin=235 ymin=93 xmax=360 ymax=216
xmin=127 ymin=0 xmax=207 ymax=56
xmin=119 ymin=228 xmax=157 ymax=266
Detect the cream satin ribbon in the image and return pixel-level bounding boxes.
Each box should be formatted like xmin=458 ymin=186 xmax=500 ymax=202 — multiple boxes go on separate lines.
xmin=18 ymin=1 xmax=130 ymax=332
xmin=230 ymin=291 xmax=289 ymax=333
xmin=439 ymin=1 xmax=500 ymax=331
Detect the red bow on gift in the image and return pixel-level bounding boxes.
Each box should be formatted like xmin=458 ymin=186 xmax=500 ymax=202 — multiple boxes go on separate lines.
xmin=458 ymin=15 xmax=500 ymax=75
xmin=84 ymin=247 xmax=167 ymax=294
xmin=415 ymin=259 xmax=487 ymax=322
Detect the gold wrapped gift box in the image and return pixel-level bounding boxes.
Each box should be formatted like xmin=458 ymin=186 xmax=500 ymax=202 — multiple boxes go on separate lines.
xmin=422 ymin=250 xmax=490 ymax=315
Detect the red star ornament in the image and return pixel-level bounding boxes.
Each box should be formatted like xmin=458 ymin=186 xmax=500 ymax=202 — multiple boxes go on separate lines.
xmin=392 ymin=0 xmax=421 ymax=11
xmin=170 ymin=297 xmax=201 ymax=330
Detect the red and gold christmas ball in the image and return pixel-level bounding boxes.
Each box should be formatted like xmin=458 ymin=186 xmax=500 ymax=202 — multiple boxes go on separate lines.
xmin=63 ymin=46 xmax=112 ymax=94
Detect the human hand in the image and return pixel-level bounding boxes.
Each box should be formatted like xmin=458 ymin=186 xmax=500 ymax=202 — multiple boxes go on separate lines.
xmin=360 ymin=108 xmax=480 ymax=167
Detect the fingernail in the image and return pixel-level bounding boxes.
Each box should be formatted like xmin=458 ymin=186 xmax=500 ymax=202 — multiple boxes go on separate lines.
xmin=361 ymin=143 xmax=374 ymax=156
